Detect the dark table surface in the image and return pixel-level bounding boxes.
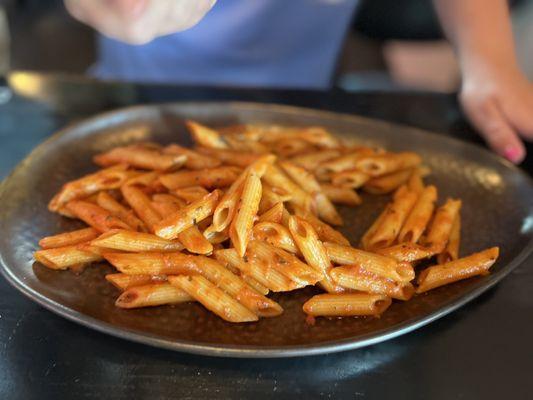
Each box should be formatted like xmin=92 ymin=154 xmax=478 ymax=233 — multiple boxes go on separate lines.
xmin=1 ymin=72 xmax=532 ymax=400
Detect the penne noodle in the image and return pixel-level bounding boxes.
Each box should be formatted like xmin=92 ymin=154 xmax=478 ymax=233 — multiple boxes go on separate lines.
xmin=105 ymin=273 xmax=167 ymax=291
xmin=159 ymin=166 xmax=241 ymax=190
xmin=94 ymin=145 xmax=186 ymax=171
xmin=247 ymin=241 xmax=323 ymax=287
xmin=320 ymin=184 xmax=362 ymax=206
xmin=354 ymin=152 xmax=422 ymax=178
xmin=172 ymin=186 xmax=210 ymax=203
xmin=163 ymin=144 xmax=221 ymax=169
xmin=437 ymin=213 xmax=461 ymax=264
xmin=121 ymin=185 xmax=162 ymax=232
xmin=150 ymin=197 xmax=213 ymax=254
xmin=258 ymin=183 xmax=292 ymax=213
xmin=257 ymin=202 xmax=285 ymax=223
xmin=263 ymin=164 xmax=313 ymax=212
xmin=115 ymin=283 xmax=193 ymax=309
xmin=361 ymin=206 xmax=389 ymax=250
xmin=196 ymin=147 xmax=262 ymax=168
xmin=270 ymin=138 xmax=316 ymax=157
xmin=363 ymin=168 xmax=414 ymax=194
xmin=288 ymin=216 xmax=343 ymax=293
xmin=104 ymin=251 xmax=196 ymax=275
xmin=366 ymin=186 xmax=418 ymax=249
xmin=168 ymin=275 xmax=258 ymax=323
xmin=294 ymin=208 xmax=350 ymax=246
xmin=214 ymin=249 xmax=270 ymax=295
xmin=214 ymin=248 xmax=298 ymax=292
xmin=123 ymin=171 xmax=160 ymax=188
xmin=330 ymin=266 xmax=415 ymax=300
xmin=417 ymin=247 xmax=499 ymax=293
xmin=97 ymin=191 xmax=146 ymax=232
xmin=154 ymin=190 xmax=221 ymax=240
xmin=303 ymin=293 xmax=392 ymax=317
xmin=289 ymin=150 xmax=341 ymax=171
xmin=230 ymin=171 xmax=262 ymax=257
xmin=398 ymin=185 xmax=437 ymax=243
xmin=34 ymin=244 xmax=103 ymax=270
xmin=425 ymin=198 xmax=462 ymax=253
xmin=65 ymin=200 xmax=131 ymax=232
xmin=186 ymin=255 xmax=283 ymax=317
xmin=151 ymin=193 xmax=187 ymax=209
xmin=375 ymin=242 xmax=436 ymax=264
xmin=48 ymin=164 xmax=130 ymax=212
xmin=252 ymin=222 xmax=299 ymax=254
xmin=39 ymin=227 xmax=100 ymax=249
xmin=224 ymin=135 xmax=270 ymax=153
xmin=91 ymin=229 xmax=184 ymax=252
xmin=407 ymin=168 xmax=425 ymax=193
xmin=331 ymin=170 xmax=370 ymax=189
xmin=279 ymin=161 xmax=342 ymax=226
xmin=186 ymin=120 xmax=229 ymax=149
xmin=315 ymin=149 xmax=376 ymax=179
xmin=324 ymin=242 xmax=415 ymax=283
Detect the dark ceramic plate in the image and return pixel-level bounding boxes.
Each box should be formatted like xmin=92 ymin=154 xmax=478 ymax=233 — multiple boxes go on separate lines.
xmin=1 ymin=102 xmax=532 ymax=358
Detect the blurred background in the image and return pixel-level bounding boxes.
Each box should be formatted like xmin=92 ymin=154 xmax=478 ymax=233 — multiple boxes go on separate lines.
xmin=0 ymin=0 xmax=532 ymax=92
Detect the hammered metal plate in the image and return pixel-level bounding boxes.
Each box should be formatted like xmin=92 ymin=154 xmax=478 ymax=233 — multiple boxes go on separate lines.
xmin=1 ymin=102 xmax=532 ymax=358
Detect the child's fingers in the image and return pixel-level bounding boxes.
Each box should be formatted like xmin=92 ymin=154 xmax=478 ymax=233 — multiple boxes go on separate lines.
xmin=461 ymin=92 xmax=526 ymax=164
xmin=500 ymin=84 xmax=533 ymax=141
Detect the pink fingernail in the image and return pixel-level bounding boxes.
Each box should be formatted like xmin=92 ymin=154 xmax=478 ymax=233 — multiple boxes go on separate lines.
xmin=503 ymin=146 xmax=523 ymax=163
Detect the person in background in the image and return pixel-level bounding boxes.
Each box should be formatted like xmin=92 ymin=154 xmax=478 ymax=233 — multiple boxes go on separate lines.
xmin=64 ymin=0 xmax=533 ymax=164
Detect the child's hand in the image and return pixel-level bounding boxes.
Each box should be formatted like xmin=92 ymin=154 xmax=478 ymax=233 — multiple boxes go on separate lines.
xmin=460 ymin=64 xmax=533 ymax=163
xmin=64 ymin=0 xmax=217 ymax=45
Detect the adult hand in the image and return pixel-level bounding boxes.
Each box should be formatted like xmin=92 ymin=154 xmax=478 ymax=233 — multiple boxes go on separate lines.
xmin=460 ymin=64 xmax=533 ymax=163
xmin=64 ymin=0 xmax=217 ymax=45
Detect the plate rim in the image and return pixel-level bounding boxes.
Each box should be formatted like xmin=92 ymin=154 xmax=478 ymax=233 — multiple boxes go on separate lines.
xmin=1 ymin=101 xmax=532 ymax=358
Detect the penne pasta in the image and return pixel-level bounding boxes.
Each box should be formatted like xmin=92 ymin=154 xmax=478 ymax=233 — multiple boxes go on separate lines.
xmin=163 ymin=143 xmax=221 ymax=169
xmin=330 ymin=266 xmax=415 ymax=300
xmin=331 ymin=170 xmax=370 ymax=189
xmin=186 ymin=120 xmax=229 ymax=149
xmin=315 ymin=149 xmax=376 ymax=179
xmin=398 ymin=185 xmax=438 ymax=243
xmin=363 ymin=168 xmax=414 ymax=194
xmin=365 ymin=186 xmax=418 ymax=249
xmin=230 ymin=171 xmax=262 ymax=257
xmin=375 ymin=242 xmax=436 ymax=263
xmin=303 ymin=293 xmax=392 ymax=317
xmin=437 ymin=213 xmax=461 ymax=264
xmin=94 ymin=144 xmax=186 ymax=171
xmin=263 ymin=164 xmax=313 ymax=212
xmin=39 ymin=227 xmax=100 ymax=249
xmin=115 ymin=283 xmax=193 ymax=308
xmin=154 ymin=190 xmax=221 ymax=240
xmin=48 ymin=164 xmax=130 ymax=212
xmin=252 ymin=222 xmax=299 ymax=254
xmin=289 ymin=150 xmax=341 ymax=171
xmin=159 ymin=166 xmax=241 ymax=190
xmin=425 ymin=198 xmax=462 ymax=253
xmin=247 ymin=241 xmax=323 ymax=287
xmin=288 ymin=216 xmax=343 ymax=293
xmin=279 ymin=161 xmax=342 ymax=226
xmin=407 ymin=168 xmax=425 ymax=193
xmin=354 ymin=152 xmax=422 ymax=178
xmin=168 ymin=275 xmax=258 ymax=323
xmin=172 ymin=186 xmax=210 ymax=203
xmin=196 ymin=147 xmax=262 ymax=168
xmin=34 ymin=244 xmax=103 ymax=270
xmin=257 ymin=202 xmax=285 ymax=223
xmin=96 ymin=191 xmax=146 ymax=231
xmin=294 ymin=209 xmax=350 ymax=246
xmin=417 ymin=247 xmax=499 ymax=293
xmin=214 ymin=248 xmax=298 ymax=292
xmin=324 ymin=242 xmax=415 ymax=283
xmin=121 ymin=185 xmax=162 ymax=232
xmin=320 ymin=184 xmax=362 ymax=206
xmin=105 ymin=273 xmax=167 ymax=291
xmin=65 ymin=200 xmax=131 ymax=232
xmin=91 ymin=229 xmax=184 ymax=252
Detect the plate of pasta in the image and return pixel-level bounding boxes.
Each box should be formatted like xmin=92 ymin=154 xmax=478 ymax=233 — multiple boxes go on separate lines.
xmin=1 ymin=102 xmax=532 ymax=357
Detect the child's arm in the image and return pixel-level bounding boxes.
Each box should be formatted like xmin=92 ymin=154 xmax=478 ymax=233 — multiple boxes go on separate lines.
xmin=434 ymin=0 xmax=533 ymax=163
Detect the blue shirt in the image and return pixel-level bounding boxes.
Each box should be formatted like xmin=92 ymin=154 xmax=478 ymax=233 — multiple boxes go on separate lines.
xmin=92 ymin=0 xmax=359 ymax=89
